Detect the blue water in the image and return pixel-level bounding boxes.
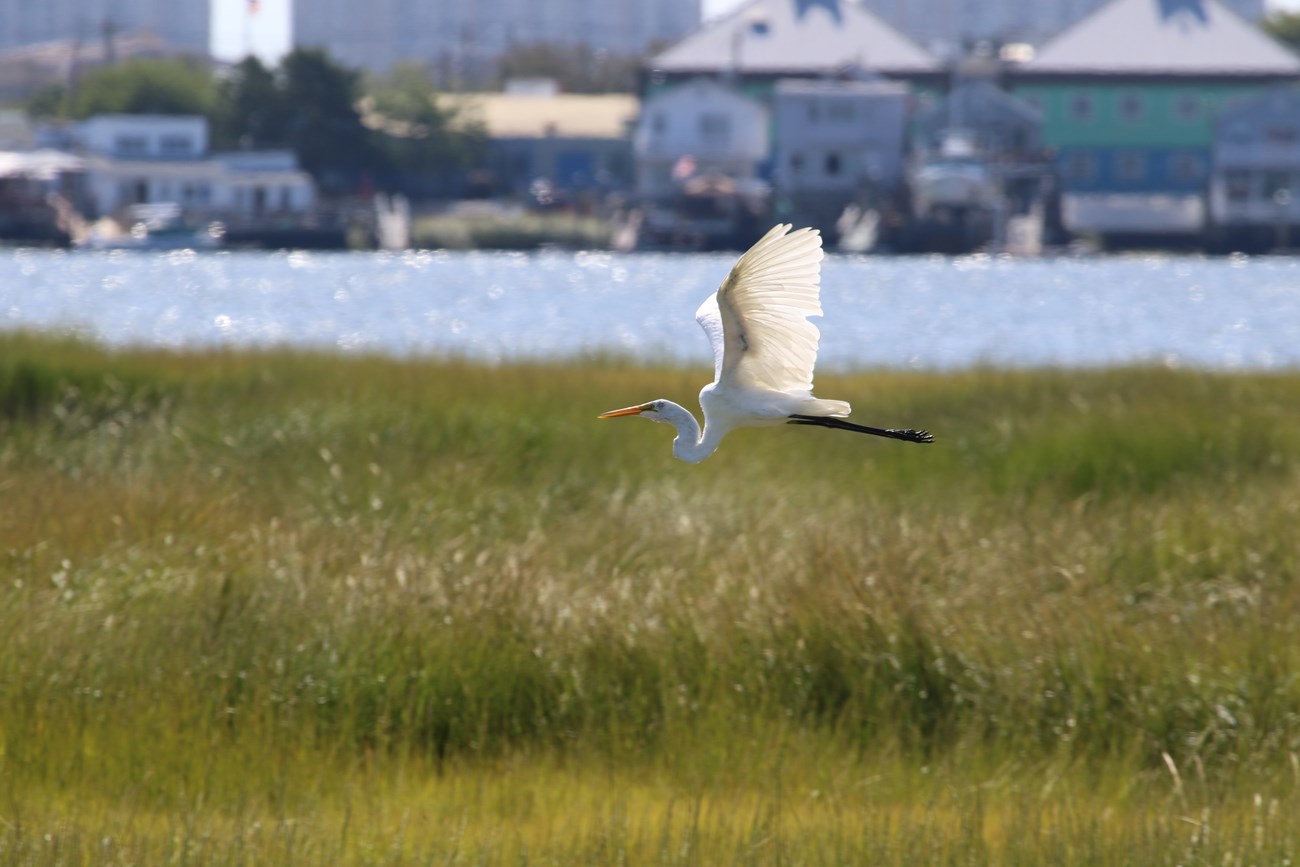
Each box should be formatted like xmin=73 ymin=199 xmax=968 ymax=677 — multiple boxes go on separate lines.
xmin=3 ymin=247 xmax=1300 ymax=371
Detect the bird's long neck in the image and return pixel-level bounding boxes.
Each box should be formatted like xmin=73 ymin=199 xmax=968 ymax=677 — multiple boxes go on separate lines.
xmin=656 ymin=400 xmax=717 ymax=463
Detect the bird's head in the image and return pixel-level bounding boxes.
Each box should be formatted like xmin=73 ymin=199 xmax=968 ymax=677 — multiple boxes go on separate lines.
xmin=597 ymin=400 xmax=669 ymax=424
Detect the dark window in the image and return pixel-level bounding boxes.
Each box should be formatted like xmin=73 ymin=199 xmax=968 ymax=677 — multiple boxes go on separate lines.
xmin=1171 ymin=153 xmax=1205 ymax=182
xmin=1118 ymin=93 xmax=1144 ymax=122
xmin=1266 ymin=171 xmax=1291 ymax=199
xmin=1116 ymin=151 xmax=1145 ymax=181
xmin=699 ymin=113 xmax=730 ymax=146
xmin=1265 ymin=126 xmax=1298 ymax=145
xmin=160 ymin=134 xmax=194 ymax=156
xmin=1068 ymin=93 xmax=1094 ymax=122
xmin=1225 ymin=170 xmax=1250 ymax=203
xmin=115 ymin=135 xmax=148 ymax=156
xmin=1063 ymin=152 xmax=1097 ymax=180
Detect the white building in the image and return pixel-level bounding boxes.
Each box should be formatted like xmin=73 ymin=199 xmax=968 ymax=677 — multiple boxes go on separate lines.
xmin=0 ymin=0 xmax=209 ymax=55
xmin=1209 ymin=87 xmax=1300 ymax=246
xmin=70 ymin=115 xmax=315 ymax=219
xmin=293 ymin=0 xmax=700 ymax=77
xmin=79 ymin=114 xmax=208 ymax=161
xmin=772 ymin=78 xmax=908 ymax=194
xmin=633 ymin=78 xmax=769 ymax=198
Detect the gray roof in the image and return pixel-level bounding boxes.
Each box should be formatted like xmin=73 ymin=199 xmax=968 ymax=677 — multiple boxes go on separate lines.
xmin=1025 ymin=0 xmax=1300 ymax=76
xmin=650 ymin=0 xmax=939 ymax=76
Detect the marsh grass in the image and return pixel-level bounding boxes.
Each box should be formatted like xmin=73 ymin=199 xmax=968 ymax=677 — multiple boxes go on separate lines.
xmin=2 ymin=333 xmax=1299 ymax=864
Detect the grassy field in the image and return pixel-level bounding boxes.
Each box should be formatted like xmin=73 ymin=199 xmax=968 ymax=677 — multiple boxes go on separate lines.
xmin=1 ymin=332 xmax=1298 ymax=864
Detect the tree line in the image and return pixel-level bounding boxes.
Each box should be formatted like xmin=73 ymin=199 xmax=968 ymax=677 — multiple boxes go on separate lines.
xmin=26 ymin=50 xmax=487 ymax=197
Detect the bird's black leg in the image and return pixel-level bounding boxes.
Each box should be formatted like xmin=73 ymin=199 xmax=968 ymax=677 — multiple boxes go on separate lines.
xmin=787 ymin=414 xmax=934 ymax=443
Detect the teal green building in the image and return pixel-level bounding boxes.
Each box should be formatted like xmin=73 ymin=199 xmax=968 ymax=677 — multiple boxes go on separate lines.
xmin=1007 ymin=0 xmax=1300 ymax=237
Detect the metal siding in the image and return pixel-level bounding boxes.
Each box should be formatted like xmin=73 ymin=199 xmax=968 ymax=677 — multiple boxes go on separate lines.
xmin=1056 ymin=145 xmax=1210 ymax=193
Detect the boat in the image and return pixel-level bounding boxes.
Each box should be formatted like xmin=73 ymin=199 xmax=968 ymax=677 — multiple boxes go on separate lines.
xmin=78 ymin=202 xmax=224 ymax=250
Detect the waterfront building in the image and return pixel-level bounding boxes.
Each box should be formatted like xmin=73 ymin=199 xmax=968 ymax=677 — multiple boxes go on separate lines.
xmin=438 ymin=88 xmax=639 ymax=198
xmin=1208 ymin=86 xmax=1300 ymax=251
xmin=1007 ymin=0 xmax=1300 ymax=243
xmin=771 ymin=78 xmax=909 ymax=228
xmin=71 ymin=114 xmax=315 ymax=220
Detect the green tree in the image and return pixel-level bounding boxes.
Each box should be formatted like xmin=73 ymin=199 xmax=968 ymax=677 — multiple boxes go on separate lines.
xmin=25 ymin=82 xmax=70 ymax=119
xmin=1263 ymin=11 xmax=1300 ymax=54
xmin=68 ymin=58 xmax=216 ymax=118
xmin=211 ymin=56 xmax=289 ymax=149
xmin=363 ymin=63 xmax=486 ymax=176
xmin=280 ymin=48 xmax=373 ymax=191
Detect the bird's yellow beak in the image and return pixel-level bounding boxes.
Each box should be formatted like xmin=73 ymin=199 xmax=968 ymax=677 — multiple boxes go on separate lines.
xmin=597 ymin=403 xmax=651 ymax=419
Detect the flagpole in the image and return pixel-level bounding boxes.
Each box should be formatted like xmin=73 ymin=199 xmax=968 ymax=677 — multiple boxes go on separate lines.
xmin=244 ymin=0 xmax=259 ymax=60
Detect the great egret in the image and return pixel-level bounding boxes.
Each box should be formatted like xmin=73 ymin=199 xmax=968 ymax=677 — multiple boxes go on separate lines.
xmin=599 ymin=223 xmax=933 ymax=463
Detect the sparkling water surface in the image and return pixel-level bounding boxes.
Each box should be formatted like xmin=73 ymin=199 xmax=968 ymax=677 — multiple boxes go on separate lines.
xmin=3 ymin=247 xmax=1299 ymax=371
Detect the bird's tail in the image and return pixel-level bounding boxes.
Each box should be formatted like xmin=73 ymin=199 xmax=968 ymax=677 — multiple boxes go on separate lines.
xmin=796 ymin=397 xmax=851 ymax=418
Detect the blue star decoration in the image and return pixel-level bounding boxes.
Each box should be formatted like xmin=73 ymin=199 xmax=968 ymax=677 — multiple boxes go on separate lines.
xmin=1158 ymin=0 xmax=1208 ymax=24
xmin=795 ymin=0 xmax=844 ymax=26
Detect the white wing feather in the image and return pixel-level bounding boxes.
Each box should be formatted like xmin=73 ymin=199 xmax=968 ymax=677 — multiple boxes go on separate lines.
xmin=695 ymin=223 xmax=826 ymax=394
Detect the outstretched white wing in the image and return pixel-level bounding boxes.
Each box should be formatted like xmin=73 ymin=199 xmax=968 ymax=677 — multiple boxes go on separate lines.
xmin=695 ymin=223 xmax=825 ymax=393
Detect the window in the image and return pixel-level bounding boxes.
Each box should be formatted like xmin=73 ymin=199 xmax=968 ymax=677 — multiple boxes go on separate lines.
xmin=182 ymin=182 xmax=211 ymax=205
xmin=1115 ymin=151 xmax=1145 ymax=182
xmin=115 ymin=134 xmax=148 ymax=156
xmin=827 ymin=100 xmax=854 ymax=122
xmin=1265 ymin=171 xmax=1292 ymax=200
xmin=1225 ymin=170 xmax=1250 ymax=203
xmin=825 ymin=152 xmax=842 ymax=176
xmin=1174 ymin=93 xmax=1200 ymax=122
xmin=1068 ymin=93 xmax=1094 ymax=122
xmin=160 ymin=134 xmax=194 ymax=157
xmin=699 ymin=112 xmax=730 ymax=146
xmin=1117 ymin=92 xmax=1144 ymax=122
xmin=1265 ymin=126 xmax=1298 ymax=146
xmin=1062 ymin=152 xmax=1097 ymax=181
xmin=1170 ymin=153 xmax=1205 ymax=182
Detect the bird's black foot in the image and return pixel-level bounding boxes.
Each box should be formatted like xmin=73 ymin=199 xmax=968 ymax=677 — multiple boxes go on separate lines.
xmin=892 ymin=428 xmax=934 ymax=443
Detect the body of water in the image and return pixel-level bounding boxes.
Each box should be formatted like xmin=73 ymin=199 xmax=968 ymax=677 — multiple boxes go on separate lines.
xmin=3 ymin=247 xmax=1300 ymax=371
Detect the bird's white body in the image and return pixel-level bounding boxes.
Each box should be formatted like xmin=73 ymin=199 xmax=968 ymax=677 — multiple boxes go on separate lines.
xmin=600 ymin=223 xmax=930 ymax=461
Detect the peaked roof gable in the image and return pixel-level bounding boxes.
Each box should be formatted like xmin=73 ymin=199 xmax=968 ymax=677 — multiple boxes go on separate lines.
xmin=1026 ymin=0 xmax=1300 ymax=76
xmin=650 ymin=0 xmax=939 ymax=76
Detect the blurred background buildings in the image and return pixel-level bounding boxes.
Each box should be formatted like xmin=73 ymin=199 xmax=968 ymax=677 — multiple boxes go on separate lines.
xmin=3 ymin=0 xmax=1300 ymax=253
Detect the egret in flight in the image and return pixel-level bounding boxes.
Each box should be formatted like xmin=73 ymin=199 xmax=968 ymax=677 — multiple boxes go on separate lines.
xmin=599 ymin=223 xmax=933 ymax=463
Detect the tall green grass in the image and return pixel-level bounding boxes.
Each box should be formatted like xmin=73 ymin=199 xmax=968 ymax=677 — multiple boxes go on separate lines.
xmin=2 ymin=332 xmax=1299 ymax=864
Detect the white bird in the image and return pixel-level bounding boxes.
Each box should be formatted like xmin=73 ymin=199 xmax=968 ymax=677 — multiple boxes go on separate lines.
xmin=599 ymin=223 xmax=933 ymax=463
